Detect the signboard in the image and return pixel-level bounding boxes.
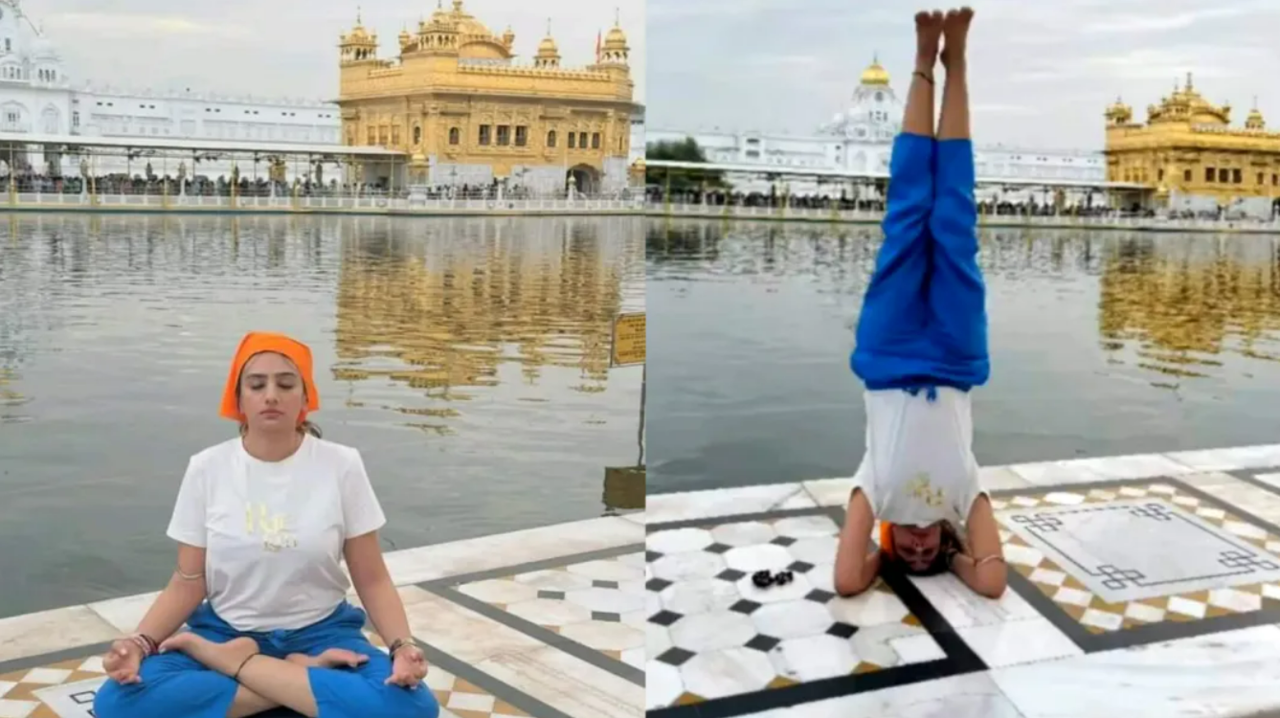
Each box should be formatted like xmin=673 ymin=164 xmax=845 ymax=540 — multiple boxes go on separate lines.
xmin=611 ymin=312 xmax=645 ymax=367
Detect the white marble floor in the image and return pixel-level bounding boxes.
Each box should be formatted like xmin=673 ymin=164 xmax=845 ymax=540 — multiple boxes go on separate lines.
xmin=645 ymin=444 xmax=1280 ymax=717
xmin=458 ymin=553 xmax=646 ymax=669
xmin=0 ymin=513 xmax=645 ymax=718
xmin=647 ymin=513 xmax=946 ymax=711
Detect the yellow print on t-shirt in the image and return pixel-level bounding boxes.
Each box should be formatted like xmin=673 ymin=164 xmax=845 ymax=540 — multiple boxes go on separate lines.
xmin=906 ymin=473 xmax=945 ymax=508
xmin=245 ymin=503 xmax=298 ymax=552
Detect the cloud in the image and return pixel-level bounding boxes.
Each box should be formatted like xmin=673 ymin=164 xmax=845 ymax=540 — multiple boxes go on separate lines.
xmin=45 ymin=13 xmax=254 ymax=40
xmin=972 ymin=104 xmax=1041 ymax=116
xmin=648 ymin=0 xmax=1280 ymax=150
xmin=1080 ymin=4 xmax=1274 ymax=33
xmin=744 ymin=54 xmax=822 ymax=68
xmin=648 ymin=0 xmax=789 ymax=22
xmin=27 ymin=0 xmax=645 ymax=103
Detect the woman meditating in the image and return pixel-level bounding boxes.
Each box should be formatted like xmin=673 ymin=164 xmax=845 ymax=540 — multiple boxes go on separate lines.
xmin=833 ymin=7 xmax=1006 ymax=600
xmin=95 ymin=331 xmax=439 ymax=718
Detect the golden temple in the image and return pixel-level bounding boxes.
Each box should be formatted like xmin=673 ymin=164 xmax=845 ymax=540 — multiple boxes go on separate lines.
xmin=1104 ymin=73 xmax=1280 ymax=210
xmin=336 ymin=1 xmax=637 ymax=195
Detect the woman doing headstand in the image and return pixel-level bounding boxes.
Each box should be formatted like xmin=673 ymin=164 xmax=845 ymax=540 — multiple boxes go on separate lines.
xmin=833 ymin=8 xmax=1006 ymax=599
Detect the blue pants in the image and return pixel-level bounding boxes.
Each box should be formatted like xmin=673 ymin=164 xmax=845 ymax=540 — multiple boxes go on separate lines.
xmin=94 ymin=601 xmax=439 ymax=718
xmin=851 ymin=133 xmax=989 ymax=392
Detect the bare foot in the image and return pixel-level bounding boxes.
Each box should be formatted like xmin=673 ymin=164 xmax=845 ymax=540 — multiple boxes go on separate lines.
xmin=915 ymin=9 xmax=944 ymax=70
xmin=159 ymin=633 xmax=259 ymax=676
xmin=286 ymin=648 xmax=370 ymax=669
xmin=941 ymin=7 xmax=974 ymax=70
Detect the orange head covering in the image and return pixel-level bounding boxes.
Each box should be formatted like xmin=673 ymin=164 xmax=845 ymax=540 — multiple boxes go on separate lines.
xmin=879 ymin=522 xmax=896 ymax=558
xmin=219 ymin=331 xmax=320 ymax=425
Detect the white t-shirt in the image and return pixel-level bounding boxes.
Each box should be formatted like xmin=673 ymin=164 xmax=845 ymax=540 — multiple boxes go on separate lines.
xmin=850 ymin=387 xmax=985 ymax=531
xmin=167 ymin=434 xmax=387 ymax=632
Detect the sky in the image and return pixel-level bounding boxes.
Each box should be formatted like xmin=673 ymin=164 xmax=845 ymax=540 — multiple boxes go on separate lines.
xmin=28 ymin=0 xmax=644 ymax=104
xmin=647 ymin=0 xmax=1280 ymax=151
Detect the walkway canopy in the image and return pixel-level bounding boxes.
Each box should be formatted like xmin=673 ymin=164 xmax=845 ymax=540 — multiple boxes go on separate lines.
xmin=643 ymin=158 xmax=1147 ymax=191
xmin=0 ymin=131 xmax=409 ymax=187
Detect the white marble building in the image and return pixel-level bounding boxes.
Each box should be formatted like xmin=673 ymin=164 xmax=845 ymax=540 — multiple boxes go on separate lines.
xmin=0 ymin=0 xmax=341 ymax=180
xmin=647 ymin=58 xmax=1107 ymax=204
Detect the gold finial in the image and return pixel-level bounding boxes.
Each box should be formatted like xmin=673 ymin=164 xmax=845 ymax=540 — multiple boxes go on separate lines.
xmin=546 ymin=17 xmax=551 ymax=35
xmin=356 ymin=5 xmax=362 ymax=24
xmin=615 ymin=6 xmax=621 ymax=25
xmin=1185 ymin=71 xmax=1193 ymax=91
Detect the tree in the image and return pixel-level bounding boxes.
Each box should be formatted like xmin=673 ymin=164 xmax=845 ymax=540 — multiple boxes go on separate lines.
xmin=645 ymin=137 xmax=728 ymax=192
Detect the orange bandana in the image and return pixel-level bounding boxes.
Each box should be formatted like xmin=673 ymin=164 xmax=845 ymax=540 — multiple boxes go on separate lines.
xmin=879 ymin=521 xmax=896 ymax=558
xmin=218 ymin=331 xmax=320 ymax=424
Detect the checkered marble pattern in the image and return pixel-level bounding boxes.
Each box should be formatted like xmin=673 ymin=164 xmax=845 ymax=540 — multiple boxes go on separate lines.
xmin=427 ymin=669 xmax=530 ymax=718
xmin=0 ymin=632 xmax=524 ymax=718
xmin=993 ymin=482 xmax=1280 ymax=634
xmin=456 ymin=552 xmax=645 ymax=670
xmin=645 ymin=514 xmax=945 ymax=710
xmin=0 ymin=657 xmax=106 ymax=718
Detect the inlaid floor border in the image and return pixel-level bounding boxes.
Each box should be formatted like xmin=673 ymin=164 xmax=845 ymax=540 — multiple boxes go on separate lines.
xmin=1222 ymin=466 xmax=1280 ymax=499
xmin=0 ymin=635 xmax=571 ymax=718
xmin=646 ymin=505 xmax=986 ymax=718
xmin=992 ymin=476 xmax=1280 ymax=653
xmin=417 ymin=543 xmax=646 ymax=687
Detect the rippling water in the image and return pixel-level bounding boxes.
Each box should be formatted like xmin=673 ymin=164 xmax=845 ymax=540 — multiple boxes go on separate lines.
xmin=647 ymin=219 xmax=1280 ymax=494
xmin=0 ymin=212 xmax=644 ymax=618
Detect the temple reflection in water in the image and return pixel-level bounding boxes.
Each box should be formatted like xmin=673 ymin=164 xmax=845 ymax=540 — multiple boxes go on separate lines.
xmin=332 ymin=215 xmax=643 ymax=431
xmin=647 ymin=220 xmax=1280 ymax=390
xmin=1097 ymin=235 xmax=1280 ymax=384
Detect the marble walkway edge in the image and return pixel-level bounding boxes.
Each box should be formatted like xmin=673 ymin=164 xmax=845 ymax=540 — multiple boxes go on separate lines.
xmin=645 ymin=444 xmax=1280 ymax=526
xmin=0 ymin=511 xmax=645 ymax=667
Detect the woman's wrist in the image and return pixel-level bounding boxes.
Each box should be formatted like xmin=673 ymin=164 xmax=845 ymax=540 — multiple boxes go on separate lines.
xmin=387 ymin=637 xmax=421 ymax=657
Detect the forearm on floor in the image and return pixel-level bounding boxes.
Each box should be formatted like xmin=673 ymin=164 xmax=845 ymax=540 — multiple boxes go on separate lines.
xmin=835 ymin=549 xmax=882 ymax=596
xmin=135 ymin=574 xmax=207 ymax=642
xmin=949 ymin=553 xmax=1006 ymax=597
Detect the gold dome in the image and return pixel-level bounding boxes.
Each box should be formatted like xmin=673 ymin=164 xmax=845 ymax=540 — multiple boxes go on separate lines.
xmin=860 ymin=57 xmax=890 ymax=86
xmin=605 ymin=25 xmax=627 ymax=46
xmin=538 ymin=35 xmax=559 ymax=55
xmin=1247 ymin=100 xmax=1265 ymax=130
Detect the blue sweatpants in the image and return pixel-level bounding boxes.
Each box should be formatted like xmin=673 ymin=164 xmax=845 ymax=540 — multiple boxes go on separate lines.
xmin=851 ymin=133 xmax=989 ymax=392
xmin=94 ymin=601 xmax=440 ymax=718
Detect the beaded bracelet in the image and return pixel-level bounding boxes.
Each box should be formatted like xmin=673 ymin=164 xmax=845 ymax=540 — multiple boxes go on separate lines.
xmin=128 ymin=633 xmax=157 ymax=658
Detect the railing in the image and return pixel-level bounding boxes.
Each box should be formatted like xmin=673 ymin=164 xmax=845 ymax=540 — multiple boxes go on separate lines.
xmin=0 ymin=190 xmax=648 ymax=215
xmin=647 ymin=201 xmax=1280 ymax=233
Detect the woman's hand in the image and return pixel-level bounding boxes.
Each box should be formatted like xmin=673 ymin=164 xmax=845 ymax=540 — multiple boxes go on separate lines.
xmin=102 ymin=639 xmax=144 ymax=685
xmin=385 ymin=644 xmax=429 ymax=689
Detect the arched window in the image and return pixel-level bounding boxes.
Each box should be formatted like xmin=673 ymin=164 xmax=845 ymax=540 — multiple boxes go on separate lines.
xmin=448 ymin=127 xmax=459 ymax=145
xmin=413 ymin=125 xmax=422 ymax=145
xmin=546 ymin=130 xmax=556 ymax=148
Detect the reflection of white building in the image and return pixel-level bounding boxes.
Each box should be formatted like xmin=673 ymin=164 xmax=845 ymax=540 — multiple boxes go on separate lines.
xmin=647 ymin=58 xmax=1107 ymax=203
xmin=0 ymin=0 xmax=341 ymax=179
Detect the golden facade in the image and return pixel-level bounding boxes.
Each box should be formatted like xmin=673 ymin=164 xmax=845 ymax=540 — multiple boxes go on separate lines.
xmin=337 ymin=1 xmax=636 ymax=194
xmin=1104 ymin=73 xmax=1280 ymax=205
xmin=331 ymin=218 xmax=638 ymax=427
xmin=1098 ymin=236 xmax=1280 ymax=386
